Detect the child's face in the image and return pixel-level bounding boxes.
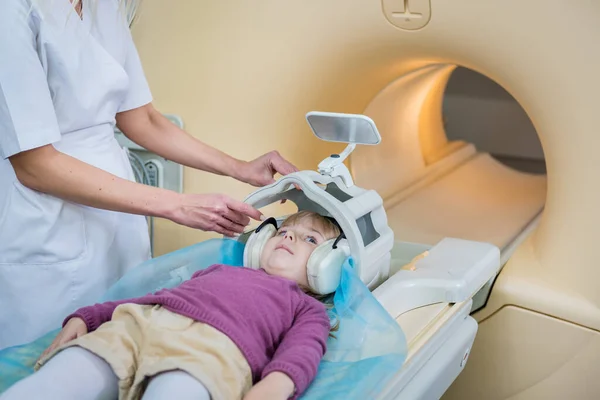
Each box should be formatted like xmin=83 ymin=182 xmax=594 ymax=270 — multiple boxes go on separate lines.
xmin=260 ymin=218 xmax=334 ymax=286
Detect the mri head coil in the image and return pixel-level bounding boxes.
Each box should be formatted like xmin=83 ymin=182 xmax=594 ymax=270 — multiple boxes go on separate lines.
xmin=240 ymin=112 xmax=395 ymax=292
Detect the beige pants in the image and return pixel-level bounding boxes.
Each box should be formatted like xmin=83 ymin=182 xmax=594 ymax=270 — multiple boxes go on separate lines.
xmin=37 ymin=304 xmax=253 ymax=400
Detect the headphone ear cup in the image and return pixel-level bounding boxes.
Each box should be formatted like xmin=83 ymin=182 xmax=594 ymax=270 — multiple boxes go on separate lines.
xmin=307 ymin=238 xmax=350 ymax=295
xmin=243 ymin=224 xmax=277 ymax=269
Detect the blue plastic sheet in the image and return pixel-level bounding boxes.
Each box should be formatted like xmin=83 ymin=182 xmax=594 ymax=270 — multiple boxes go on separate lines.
xmin=0 ymin=238 xmax=407 ymax=398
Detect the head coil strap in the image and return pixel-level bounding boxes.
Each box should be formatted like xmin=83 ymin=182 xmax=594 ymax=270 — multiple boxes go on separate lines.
xmin=255 ymin=217 xmax=278 ymax=233
xmin=332 ymin=233 xmax=346 ymax=249
xmin=324 ymin=216 xmax=346 ymax=249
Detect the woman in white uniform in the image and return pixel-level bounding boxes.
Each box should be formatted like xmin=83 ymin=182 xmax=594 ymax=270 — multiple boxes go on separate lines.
xmin=0 ymin=0 xmax=298 ymax=350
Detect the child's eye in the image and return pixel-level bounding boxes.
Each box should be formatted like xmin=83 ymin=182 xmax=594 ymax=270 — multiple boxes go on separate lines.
xmin=277 ymin=230 xmax=287 ymax=236
xmin=305 ymin=236 xmax=318 ymax=245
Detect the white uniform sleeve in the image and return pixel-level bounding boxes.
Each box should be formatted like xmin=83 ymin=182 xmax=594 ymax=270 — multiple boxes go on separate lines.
xmin=0 ymin=0 xmax=62 ymax=160
xmin=117 ymin=26 xmax=153 ymax=113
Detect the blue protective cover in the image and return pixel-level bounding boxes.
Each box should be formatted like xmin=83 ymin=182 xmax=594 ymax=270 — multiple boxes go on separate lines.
xmin=0 ymin=238 xmax=407 ymax=398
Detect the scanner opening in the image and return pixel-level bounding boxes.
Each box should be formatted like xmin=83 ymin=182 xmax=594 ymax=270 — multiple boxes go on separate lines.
xmin=351 ymin=63 xmax=547 ymax=273
xmin=443 ymin=67 xmax=546 ymax=175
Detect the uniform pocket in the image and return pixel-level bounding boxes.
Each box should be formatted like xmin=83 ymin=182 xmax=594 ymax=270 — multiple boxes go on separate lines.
xmin=0 ymin=257 xmax=81 ymax=348
xmin=0 ymin=181 xmax=87 ymax=264
xmin=119 ymin=146 xmax=138 ymax=183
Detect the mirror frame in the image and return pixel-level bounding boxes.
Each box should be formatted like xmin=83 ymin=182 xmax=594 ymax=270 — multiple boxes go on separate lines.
xmin=305 ymin=111 xmax=382 ymax=145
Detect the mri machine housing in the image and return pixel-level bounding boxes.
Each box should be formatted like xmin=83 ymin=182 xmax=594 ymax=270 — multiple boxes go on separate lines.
xmin=131 ymin=0 xmax=600 ymax=397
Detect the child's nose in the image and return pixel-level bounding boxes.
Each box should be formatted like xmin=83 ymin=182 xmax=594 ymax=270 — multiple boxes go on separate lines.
xmin=284 ymin=231 xmax=295 ymax=241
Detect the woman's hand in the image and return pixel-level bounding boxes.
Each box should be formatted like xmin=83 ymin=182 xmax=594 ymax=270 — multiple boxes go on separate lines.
xmin=243 ymin=372 xmax=295 ymax=400
xmin=239 ymin=151 xmax=299 ymax=187
xmin=169 ymin=193 xmax=264 ymax=237
xmin=39 ymin=318 xmax=88 ymax=361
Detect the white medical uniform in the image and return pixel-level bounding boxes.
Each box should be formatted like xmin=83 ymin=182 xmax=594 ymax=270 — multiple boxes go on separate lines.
xmin=0 ymin=0 xmax=152 ymax=349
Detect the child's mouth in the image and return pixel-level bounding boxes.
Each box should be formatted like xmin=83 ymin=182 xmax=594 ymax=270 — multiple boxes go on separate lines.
xmin=275 ymin=244 xmax=293 ymax=254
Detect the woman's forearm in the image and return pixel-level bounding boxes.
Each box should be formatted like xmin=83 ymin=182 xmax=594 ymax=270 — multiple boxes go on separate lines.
xmin=116 ymin=104 xmax=247 ymax=180
xmin=10 ymin=144 xmax=181 ymax=220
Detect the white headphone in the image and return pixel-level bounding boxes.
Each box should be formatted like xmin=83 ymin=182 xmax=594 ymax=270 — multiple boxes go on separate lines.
xmin=243 ymin=216 xmax=351 ymax=295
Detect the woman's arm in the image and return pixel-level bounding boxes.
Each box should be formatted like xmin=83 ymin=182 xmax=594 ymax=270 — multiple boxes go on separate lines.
xmin=116 ymin=104 xmax=246 ymax=180
xmin=116 ymin=104 xmax=298 ymax=187
xmin=10 ymin=145 xmax=262 ymax=236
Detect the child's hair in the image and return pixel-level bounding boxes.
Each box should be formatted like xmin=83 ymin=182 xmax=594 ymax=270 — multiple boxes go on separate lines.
xmin=280 ymin=210 xmax=342 ymax=337
xmin=279 ymin=210 xmax=341 ymax=239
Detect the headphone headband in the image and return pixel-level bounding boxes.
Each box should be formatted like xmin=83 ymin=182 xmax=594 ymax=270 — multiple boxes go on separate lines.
xmin=323 ymin=216 xmax=346 ymax=249
xmin=255 ymin=217 xmax=278 ymax=233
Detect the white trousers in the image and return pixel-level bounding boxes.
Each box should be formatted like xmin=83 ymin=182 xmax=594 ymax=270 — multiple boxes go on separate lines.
xmin=0 ymin=347 xmax=211 ymax=400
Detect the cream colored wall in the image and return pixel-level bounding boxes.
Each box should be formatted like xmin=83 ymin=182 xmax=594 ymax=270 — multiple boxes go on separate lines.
xmin=130 ymin=1 xmax=340 ymax=255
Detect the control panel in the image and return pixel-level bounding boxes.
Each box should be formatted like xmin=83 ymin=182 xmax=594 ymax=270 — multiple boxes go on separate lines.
xmin=114 ymin=114 xmax=184 ymax=194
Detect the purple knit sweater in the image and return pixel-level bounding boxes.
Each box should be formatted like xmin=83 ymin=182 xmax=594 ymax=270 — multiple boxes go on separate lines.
xmin=64 ymin=264 xmax=330 ymax=398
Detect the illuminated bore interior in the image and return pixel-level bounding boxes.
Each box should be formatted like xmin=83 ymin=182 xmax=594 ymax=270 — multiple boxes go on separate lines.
xmin=350 ymin=64 xmax=547 ymax=309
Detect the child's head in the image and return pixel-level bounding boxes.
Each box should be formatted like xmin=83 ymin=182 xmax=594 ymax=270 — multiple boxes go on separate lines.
xmin=260 ymin=211 xmax=341 ymax=289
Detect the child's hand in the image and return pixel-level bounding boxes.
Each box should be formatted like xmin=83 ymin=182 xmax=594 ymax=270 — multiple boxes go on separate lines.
xmin=243 ymin=372 xmax=295 ymax=400
xmin=38 ymin=317 xmax=88 ymax=361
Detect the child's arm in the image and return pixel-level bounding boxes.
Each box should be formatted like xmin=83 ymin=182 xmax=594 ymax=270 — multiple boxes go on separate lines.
xmin=63 ymin=296 xmax=142 ymax=332
xmin=248 ymin=298 xmax=330 ymax=399
xmin=37 ymin=297 xmax=139 ymax=363
xmin=37 ymin=316 xmax=89 ymax=362
xmin=242 ymin=372 xmax=295 ymax=400
xmin=64 ymin=265 xmax=221 ymax=332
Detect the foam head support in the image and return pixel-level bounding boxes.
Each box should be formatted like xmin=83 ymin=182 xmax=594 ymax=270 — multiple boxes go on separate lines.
xmin=243 ymin=215 xmax=350 ymax=295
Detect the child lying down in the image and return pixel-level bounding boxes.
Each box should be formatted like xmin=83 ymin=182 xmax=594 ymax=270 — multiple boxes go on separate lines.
xmin=0 ymin=211 xmax=342 ymax=400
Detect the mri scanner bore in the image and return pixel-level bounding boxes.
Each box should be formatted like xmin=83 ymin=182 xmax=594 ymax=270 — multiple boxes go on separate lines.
xmin=443 ymin=67 xmax=546 ymax=175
